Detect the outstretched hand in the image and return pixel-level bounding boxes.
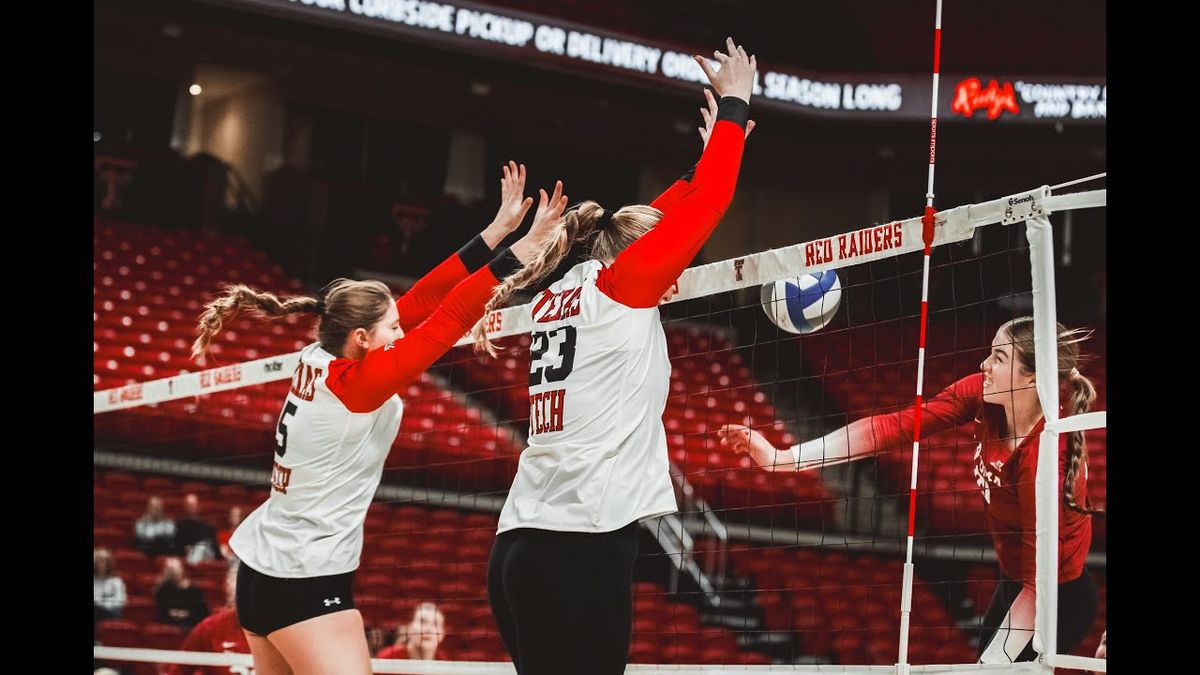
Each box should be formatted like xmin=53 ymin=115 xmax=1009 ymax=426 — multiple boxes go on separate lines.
xmin=527 ymin=180 xmax=569 ymax=245
xmin=482 ymin=160 xmax=535 ymax=248
xmin=717 ymin=424 xmax=761 ymax=455
xmin=717 ymin=423 xmax=794 ymax=472
xmin=694 ymin=37 xmax=756 ymax=104
xmin=511 ymin=180 xmax=569 ymax=265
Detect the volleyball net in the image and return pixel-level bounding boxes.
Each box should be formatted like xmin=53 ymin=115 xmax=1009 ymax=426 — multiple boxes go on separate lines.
xmin=94 ymin=180 xmax=1106 ymax=673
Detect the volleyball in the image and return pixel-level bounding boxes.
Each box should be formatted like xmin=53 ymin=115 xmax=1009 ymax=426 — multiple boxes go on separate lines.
xmin=761 ymin=270 xmax=842 ymax=334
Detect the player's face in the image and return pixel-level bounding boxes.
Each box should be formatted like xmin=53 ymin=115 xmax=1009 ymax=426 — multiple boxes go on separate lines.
xmin=164 ymin=557 xmax=184 ymax=582
xmin=364 ymin=302 xmax=404 ymax=351
xmin=980 ymin=327 xmax=1034 ymax=405
xmin=410 ymin=607 xmax=444 ymax=648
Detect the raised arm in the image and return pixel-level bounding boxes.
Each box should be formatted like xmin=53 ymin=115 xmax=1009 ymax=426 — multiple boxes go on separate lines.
xmin=329 ymin=254 xmax=519 ymax=412
xmin=328 ymin=178 xmax=566 ymax=413
xmin=720 ymin=373 xmax=983 ymax=472
xmin=597 ymin=38 xmax=757 ymax=309
xmin=647 ymin=171 xmax=696 ymax=215
xmin=651 ymin=77 xmax=758 ymax=214
xmin=395 ymin=161 xmax=533 ymax=331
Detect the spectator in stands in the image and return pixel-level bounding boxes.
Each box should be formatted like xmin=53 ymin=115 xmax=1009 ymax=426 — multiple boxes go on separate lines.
xmin=155 ymin=557 xmax=210 ymax=629
xmin=216 ymin=505 xmax=244 ymax=561
xmin=721 ymin=317 xmax=1100 ymax=663
xmin=377 ymin=602 xmax=446 ymax=660
xmin=417 ymin=195 xmax=466 ymax=277
xmin=177 ymin=493 xmax=220 ymax=563
xmin=134 ymin=495 xmax=177 ymax=556
xmin=170 ymin=563 xmax=251 ymax=675
xmin=365 ymin=625 xmax=389 ymax=656
xmin=93 ymin=547 xmax=127 ymax=624
xmin=1093 ymin=629 xmax=1106 ymax=672
xmin=387 ymin=203 xmax=446 ymax=278
xmin=94 ymin=158 xmax=135 ymax=215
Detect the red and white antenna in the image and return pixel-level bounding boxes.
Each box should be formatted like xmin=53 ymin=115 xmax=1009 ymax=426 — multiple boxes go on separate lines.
xmin=897 ymin=1 xmax=943 ymax=671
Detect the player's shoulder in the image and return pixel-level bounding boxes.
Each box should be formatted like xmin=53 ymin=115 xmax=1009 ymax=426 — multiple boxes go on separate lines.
xmin=301 ymin=342 xmax=335 ymax=366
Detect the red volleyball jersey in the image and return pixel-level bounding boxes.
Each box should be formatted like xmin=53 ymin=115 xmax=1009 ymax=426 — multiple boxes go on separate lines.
xmin=870 ymin=373 xmax=1092 ymax=584
xmin=170 ymin=608 xmax=252 ymax=675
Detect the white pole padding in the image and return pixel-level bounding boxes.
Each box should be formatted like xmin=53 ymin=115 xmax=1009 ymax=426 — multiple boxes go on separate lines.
xmin=1025 ymin=214 xmax=1061 ymax=661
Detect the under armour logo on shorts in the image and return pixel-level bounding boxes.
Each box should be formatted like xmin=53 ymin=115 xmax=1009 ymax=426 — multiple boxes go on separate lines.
xmin=324 ymin=597 xmax=341 ymax=606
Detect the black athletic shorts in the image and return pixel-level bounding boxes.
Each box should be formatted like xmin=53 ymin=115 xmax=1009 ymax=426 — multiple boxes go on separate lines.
xmin=488 ymin=521 xmax=641 ymax=675
xmin=235 ymin=562 xmax=357 ymax=636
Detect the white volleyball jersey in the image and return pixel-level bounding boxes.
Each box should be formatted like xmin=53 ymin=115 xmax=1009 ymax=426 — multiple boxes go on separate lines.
xmin=497 ymin=259 xmax=678 ymax=534
xmin=230 ymin=343 xmax=403 ymax=578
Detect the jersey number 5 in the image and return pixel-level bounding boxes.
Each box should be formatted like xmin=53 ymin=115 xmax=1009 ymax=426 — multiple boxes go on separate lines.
xmin=529 ymin=326 xmax=577 ymax=386
xmin=275 ymin=401 xmax=298 ymax=456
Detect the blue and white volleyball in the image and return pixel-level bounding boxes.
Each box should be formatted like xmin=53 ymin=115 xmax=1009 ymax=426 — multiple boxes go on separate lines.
xmin=761 ymin=270 xmax=842 ymax=334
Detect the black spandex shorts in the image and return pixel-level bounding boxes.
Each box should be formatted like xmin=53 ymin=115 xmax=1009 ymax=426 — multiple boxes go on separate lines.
xmin=235 ymin=563 xmax=357 ymax=636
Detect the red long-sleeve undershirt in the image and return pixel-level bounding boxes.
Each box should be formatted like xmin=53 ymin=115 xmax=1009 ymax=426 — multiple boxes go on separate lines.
xmin=597 ymin=107 xmax=747 ymax=308
xmin=394 ymin=235 xmax=495 ymax=331
xmin=648 ymin=172 xmax=695 ymax=215
xmin=867 ymin=373 xmax=981 ymax=443
xmin=324 ymin=254 xmax=513 ymax=413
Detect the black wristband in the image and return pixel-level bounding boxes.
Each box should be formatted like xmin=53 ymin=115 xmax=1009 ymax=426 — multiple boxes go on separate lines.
xmin=716 ymin=96 xmax=751 ymax=129
xmin=457 ymin=234 xmax=494 ymax=272
xmin=487 ymin=248 xmax=521 ymax=279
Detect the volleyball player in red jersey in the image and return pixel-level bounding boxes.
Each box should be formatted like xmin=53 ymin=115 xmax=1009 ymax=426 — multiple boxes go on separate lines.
xmin=375 ymin=602 xmax=446 ymax=660
xmin=474 ymin=39 xmax=756 ymax=675
xmin=719 ymin=317 xmax=1101 ymax=662
xmin=191 ymin=163 xmax=570 ymax=675
xmin=169 ymin=565 xmax=252 ymax=675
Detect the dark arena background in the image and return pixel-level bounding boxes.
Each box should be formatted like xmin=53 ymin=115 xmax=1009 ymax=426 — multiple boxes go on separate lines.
xmin=93 ymin=1 xmax=1106 ymax=672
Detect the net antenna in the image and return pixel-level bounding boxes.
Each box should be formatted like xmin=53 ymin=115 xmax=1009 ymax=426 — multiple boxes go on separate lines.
xmin=895 ymin=2 xmax=945 ymax=670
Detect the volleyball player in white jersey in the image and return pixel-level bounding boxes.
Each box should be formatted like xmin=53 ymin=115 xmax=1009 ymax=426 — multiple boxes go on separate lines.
xmin=190 ymin=163 xmax=571 ymax=675
xmin=471 ymin=40 xmax=756 ymax=675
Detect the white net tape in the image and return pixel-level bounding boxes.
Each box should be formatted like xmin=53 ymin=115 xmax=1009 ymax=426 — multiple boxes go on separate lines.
xmin=95 ymin=186 xmax=1104 ymax=414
